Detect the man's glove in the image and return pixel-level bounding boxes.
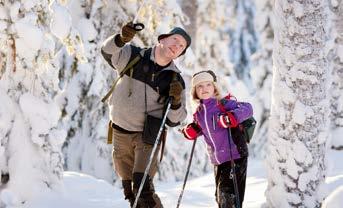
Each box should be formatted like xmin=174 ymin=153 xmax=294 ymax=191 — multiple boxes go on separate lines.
xmin=169 ymin=80 xmax=183 ymax=108
xmin=182 ymin=123 xmax=201 ymax=140
xmin=218 ymin=112 xmax=238 ymax=128
xmin=120 ymin=22 xmax=137 ymax=43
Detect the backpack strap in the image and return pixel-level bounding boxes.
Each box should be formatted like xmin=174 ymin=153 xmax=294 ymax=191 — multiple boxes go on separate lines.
xmin=101 ymin=53 xmax=142 ymax=103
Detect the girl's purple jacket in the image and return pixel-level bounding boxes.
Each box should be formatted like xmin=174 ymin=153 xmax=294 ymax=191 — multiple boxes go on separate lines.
xmin=194 ymin=97 xmax=253 ymax=165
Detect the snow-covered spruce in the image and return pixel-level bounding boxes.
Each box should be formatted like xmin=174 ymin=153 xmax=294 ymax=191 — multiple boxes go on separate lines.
xmin=0 ymin=0 xmax=84 ymax=206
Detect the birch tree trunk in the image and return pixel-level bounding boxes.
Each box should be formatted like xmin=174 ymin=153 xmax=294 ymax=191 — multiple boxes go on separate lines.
xmin=266 ymin=0 xmax=331 ymax=207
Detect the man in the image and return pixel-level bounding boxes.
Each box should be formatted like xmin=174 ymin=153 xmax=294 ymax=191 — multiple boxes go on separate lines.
xmin=101 ymin=22 xmax=191 ymax=208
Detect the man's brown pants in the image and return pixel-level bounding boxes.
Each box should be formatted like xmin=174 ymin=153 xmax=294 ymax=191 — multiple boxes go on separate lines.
xmin=112 ymin=128 xmax=163 ymax=207
xmin=112 ymin=128 xmax=160 ymax=180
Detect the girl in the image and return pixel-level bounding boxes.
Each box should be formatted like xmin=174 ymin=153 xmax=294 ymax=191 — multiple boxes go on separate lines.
xmin=182 ymin=70 xmax=253 ymax=208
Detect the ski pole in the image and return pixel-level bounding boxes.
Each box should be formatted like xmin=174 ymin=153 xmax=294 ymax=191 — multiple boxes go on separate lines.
xmin=133 ymin=0 xmax=150 ymax=24
xmin=132 ymin=98 xmax=173 ymax=208
xmin=121 ymin=0 xmax=148 ymax=33
xmin=176 ymin=139 xmax=197 ymax=208
xmin=227 ymin=128 xmax=241 ymax=208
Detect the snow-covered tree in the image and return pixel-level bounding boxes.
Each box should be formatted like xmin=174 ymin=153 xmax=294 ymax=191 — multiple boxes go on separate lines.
xmin=266 ymin=0 xmax=331 ymax=207
xmin=329 ymin=0 xmax=343 ymax=150
xmin=55 ymin=0 xmax=116 ymax=183
xmin=195 ymin=0 xmax=232 ymax=72
xmin=249 ymin=0 xmax=274 ymax=158
xmin=0 ymin=0 xmax=82 ymax=206
xmin=227 ymin=0 xmax=258 ymax=86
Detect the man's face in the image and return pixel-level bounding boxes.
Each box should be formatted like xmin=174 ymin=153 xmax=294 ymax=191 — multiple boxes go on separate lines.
xmin=159 ymin=34 xmax=187 ymax=59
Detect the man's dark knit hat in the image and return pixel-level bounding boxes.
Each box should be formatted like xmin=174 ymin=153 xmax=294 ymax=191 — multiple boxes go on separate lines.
xmin=158 ymin=27 xmax=191 ymax=56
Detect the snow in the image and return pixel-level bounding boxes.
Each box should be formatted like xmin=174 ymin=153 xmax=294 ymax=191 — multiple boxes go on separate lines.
xmin=0 ymin=190 xmax=21 ymax=207
xmin=3 ymin=149 xmax=336 ymax=207
xmin=9 ymin=2 xmax=20 ymax=21
xmin=330 ymin=0 xmax=339 ymax=8
xmin=22 ymin=0 xmax=40 ymax=11
xmin=20 ymin=156 xmax=264 ymax=208
xmin=1 ymin=0 xmax=342 ymax=207
xmin=0 ymin=7 xmax=7 ymax=19
xmin=14 ymin=15 xmax=43 ymax=60
xmin=293 ymin=1 xmax=304 ymax=18
xmin=293 ymin=101 xmax=306 ymax=124
xmin=331 ymin=128 xmax=343 ymax=147
xmin=19 ymin=93 xmax=61 ymax=147
xmin=50 ymin=2 xmax=72 ymax=40
xmin=337 ymin=45 xmax=343 ymax=62
xmin=293 ymin=140 xmax=313 ymax=165
xmin=77 ymin=18 xmax=97 ymax=42
xmin=323 ymin=186 xmax=343 ymax=208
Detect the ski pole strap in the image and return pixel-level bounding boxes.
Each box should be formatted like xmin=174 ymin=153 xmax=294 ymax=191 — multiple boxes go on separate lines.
xmin=101 ymin=55 xmax=141 ymax=103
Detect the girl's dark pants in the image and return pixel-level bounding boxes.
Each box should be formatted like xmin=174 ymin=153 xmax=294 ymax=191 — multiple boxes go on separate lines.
xmin=214 ymin=157 xmax=248 ymax=208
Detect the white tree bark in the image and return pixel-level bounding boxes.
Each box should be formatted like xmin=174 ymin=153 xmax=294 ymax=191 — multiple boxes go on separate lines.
xmin=266 ymin=0 xmax=331 ymax=207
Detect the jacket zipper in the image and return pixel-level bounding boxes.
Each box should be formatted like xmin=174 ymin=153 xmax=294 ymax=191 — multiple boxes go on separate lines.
xmin=202 ymin=104 xmax=220 ymax=164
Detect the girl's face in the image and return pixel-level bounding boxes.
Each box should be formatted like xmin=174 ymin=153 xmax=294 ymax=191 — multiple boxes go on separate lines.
xmin=195 ymin=81 xmax=215 ymax=100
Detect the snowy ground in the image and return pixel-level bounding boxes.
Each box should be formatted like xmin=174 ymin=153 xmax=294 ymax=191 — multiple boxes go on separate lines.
xmin=23 ymin=149 xmax=343 ymax=208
